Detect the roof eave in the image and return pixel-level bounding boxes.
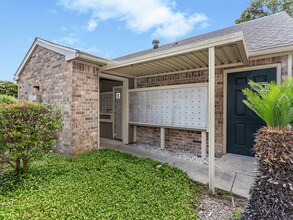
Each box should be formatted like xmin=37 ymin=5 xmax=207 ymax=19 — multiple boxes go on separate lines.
xmin=14 ymin=38 xmax=78 ymax=81
xmin=76 ymin=52 xmax=114 ymax=66
xmin=14 ymin=38 xmax=115 ymax=81
xmin=249 ymin=44 xmax=293 ymax=58
xmin=104 ymin=31 xmax=248 ymax=71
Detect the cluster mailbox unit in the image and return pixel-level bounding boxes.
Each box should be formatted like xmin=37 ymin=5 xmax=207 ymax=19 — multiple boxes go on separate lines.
xmin=128 ymin=83 xmax=208 ymax=157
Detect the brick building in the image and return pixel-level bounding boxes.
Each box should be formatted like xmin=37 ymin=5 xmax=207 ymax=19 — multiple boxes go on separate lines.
xmin=15 ymin=12 xmax=293 ymax=158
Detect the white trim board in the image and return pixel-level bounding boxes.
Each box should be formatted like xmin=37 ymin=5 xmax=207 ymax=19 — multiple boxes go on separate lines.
xmin=129 ymin=82 xmax=208 ymax=92
xmin=249 ymin=45 xmax=293 ymax=58
xmin=223 ymin=64 xmax=282 ymax=154
xmin=129 ymin=122 xmax=207 ymax=132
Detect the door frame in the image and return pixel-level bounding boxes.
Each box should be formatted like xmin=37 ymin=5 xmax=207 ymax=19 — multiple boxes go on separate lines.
xmin=112 ymin=86 xmax=123 ymax=139
xmin=223 ymin=64 xmax=281 ymax=154
xmin=99 ymin=73 xmax=130 ymax=144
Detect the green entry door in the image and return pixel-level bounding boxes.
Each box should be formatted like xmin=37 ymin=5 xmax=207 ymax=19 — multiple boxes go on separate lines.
xmin=227 ymin=68 xmax=276 ymax=156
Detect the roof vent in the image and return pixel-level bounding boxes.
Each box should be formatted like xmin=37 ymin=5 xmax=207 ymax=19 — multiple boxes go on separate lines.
xmin=152 ymin=39 xmax=160 ymax=49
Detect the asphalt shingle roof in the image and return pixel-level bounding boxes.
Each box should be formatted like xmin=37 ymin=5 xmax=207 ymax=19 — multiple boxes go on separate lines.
xmin=114 ymin=12 xmax=293 ymax=61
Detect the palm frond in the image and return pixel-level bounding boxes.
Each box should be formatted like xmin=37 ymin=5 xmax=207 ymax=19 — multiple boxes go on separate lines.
xmin=242 ymin=78 xmax=293 ymax=127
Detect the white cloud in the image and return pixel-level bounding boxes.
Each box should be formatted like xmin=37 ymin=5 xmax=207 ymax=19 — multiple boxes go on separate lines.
xmin=80 ymin=46 xmax=100 ymax=54
xmin=58 ymin=0 xmax=208 ymax=39
xmin=87 ymin=19 xmax=98 ymax=32
xmin=48 ymin=9 xmax=57 ymax=14
xmin=54 ymin=36 xmax=80 ymax=46
xmin=152 ymin=13 xmax=207 ymax=39
xmin=54 ymin=36 xmax=101 ymax=55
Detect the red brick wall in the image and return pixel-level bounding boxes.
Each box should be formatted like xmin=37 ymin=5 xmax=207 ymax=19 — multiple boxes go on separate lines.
xmin=18 ymin=46 xmax=100 ymax=155
xmin=71 ymin=62 xmax=100 ymax=155
xmin=137 ymin=70 xmax=208 ymax=88
xmin=18 ymin=45 xmax=73 ymax=154
xmin=136 ymin=126 xmax=203 ymax=155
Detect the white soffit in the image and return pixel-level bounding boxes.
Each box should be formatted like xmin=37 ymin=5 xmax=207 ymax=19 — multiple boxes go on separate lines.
xmin=104 ymin=32 xmax=249 ymax=77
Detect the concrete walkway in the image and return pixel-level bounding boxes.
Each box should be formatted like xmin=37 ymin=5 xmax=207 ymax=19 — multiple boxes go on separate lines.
xmin=100 ymin=138 xmax=256 ymax=198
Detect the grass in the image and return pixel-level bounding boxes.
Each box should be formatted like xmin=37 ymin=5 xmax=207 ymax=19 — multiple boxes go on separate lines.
xmin=0 ymin=149 xmax=201 ymax=219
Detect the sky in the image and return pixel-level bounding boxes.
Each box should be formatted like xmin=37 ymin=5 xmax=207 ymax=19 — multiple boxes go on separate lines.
xmin=0 ymin=0 xmax=249 ymax=81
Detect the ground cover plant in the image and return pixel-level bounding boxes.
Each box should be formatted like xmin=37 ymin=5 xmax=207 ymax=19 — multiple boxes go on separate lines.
xmin=0 ymin=150 xmax=201 ymax=219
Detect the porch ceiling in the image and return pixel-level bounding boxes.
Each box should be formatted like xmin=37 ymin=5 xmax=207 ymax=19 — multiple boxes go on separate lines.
xmin=103 ymin=32 xmax=248 ymax=78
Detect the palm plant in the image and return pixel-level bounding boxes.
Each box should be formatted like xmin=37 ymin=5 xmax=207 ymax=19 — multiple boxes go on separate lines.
xmin=241 ymin=78 xmax=293 ymax=219
xmin=242 ymin=78 xmax=293 ymax=127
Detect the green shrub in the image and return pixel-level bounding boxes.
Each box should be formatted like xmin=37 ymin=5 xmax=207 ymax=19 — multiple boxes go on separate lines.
xmin=0 ymin=102 xmax=63 ymax=174
xmin=0 ymin=81 xmax=18 ymax=98
xmin=0 ymin=94 xmax=18 ymax=104
xmin=242 ymin=78 xmax=293 ymax=219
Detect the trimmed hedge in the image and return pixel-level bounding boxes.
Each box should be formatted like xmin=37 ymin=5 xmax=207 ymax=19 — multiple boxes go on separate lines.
xmin=0 ymin=81 xmax=18 ymax=98
xmin=0 ymin=102 xmax=63 ymax=174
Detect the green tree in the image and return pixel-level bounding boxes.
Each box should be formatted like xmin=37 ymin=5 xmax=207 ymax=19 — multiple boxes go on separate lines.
xmin=236 ymin=0 xmax=293 ymax=24
xmin=0 ymin=81 xmax=18 ymax=98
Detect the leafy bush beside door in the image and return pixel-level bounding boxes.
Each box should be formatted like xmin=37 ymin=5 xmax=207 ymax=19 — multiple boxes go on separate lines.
xmin=241 ymin=78 xmax=293 ymax=219
xmin=0 ymin=102 xmax=63 ymax=174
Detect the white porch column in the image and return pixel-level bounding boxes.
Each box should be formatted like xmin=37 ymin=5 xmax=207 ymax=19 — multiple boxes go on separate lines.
xmin=160 ymin=127 xmax=165 ymax=149
xmin=133 ymin=78 xmax=137 ymax=142
xmin=208 ymin=46 xmax=215 ymax=193
xmin=288 ymin=53 xmax=292 ymax=77
xmin=122 ymin=79 xmax=129 ymax=144
xmin=201 ymin=130 xmax=207 ymax=159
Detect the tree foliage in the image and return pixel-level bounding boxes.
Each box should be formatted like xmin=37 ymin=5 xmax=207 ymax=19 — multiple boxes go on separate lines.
xmin=236 ymin=0 xmax=293 ymax=24
xmin=0 ymin=94 xmax=18 ymax=104
xmin=0 ymin=81 xmax=18 ymax=98
xmin=0 ymin=102 xmax=63 ymax=174
xmin=242 ymin=78 xmax=293 ymax=127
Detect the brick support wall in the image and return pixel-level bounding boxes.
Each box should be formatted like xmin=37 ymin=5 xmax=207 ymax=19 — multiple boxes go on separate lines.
xmin=18 ymin=46 xmax=100 ymax=155
xmin=136 ymin=126 xmax=203 ymax=155
xmin=18 ymin=45 xmax=73 ymax=154
xmin=71 ymin=62 xmax=100 ymax=155
xmin=136 ymin=55 xmax=289 ymax=156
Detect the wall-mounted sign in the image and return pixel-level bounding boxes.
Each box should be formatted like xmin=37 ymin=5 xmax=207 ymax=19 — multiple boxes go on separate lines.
xmin=116 ymin=92 xmax=121 ymax=100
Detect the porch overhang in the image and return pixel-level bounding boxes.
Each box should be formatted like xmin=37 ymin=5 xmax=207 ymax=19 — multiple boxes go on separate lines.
xmin=103 ymin=32 xmax=248 ymax=77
